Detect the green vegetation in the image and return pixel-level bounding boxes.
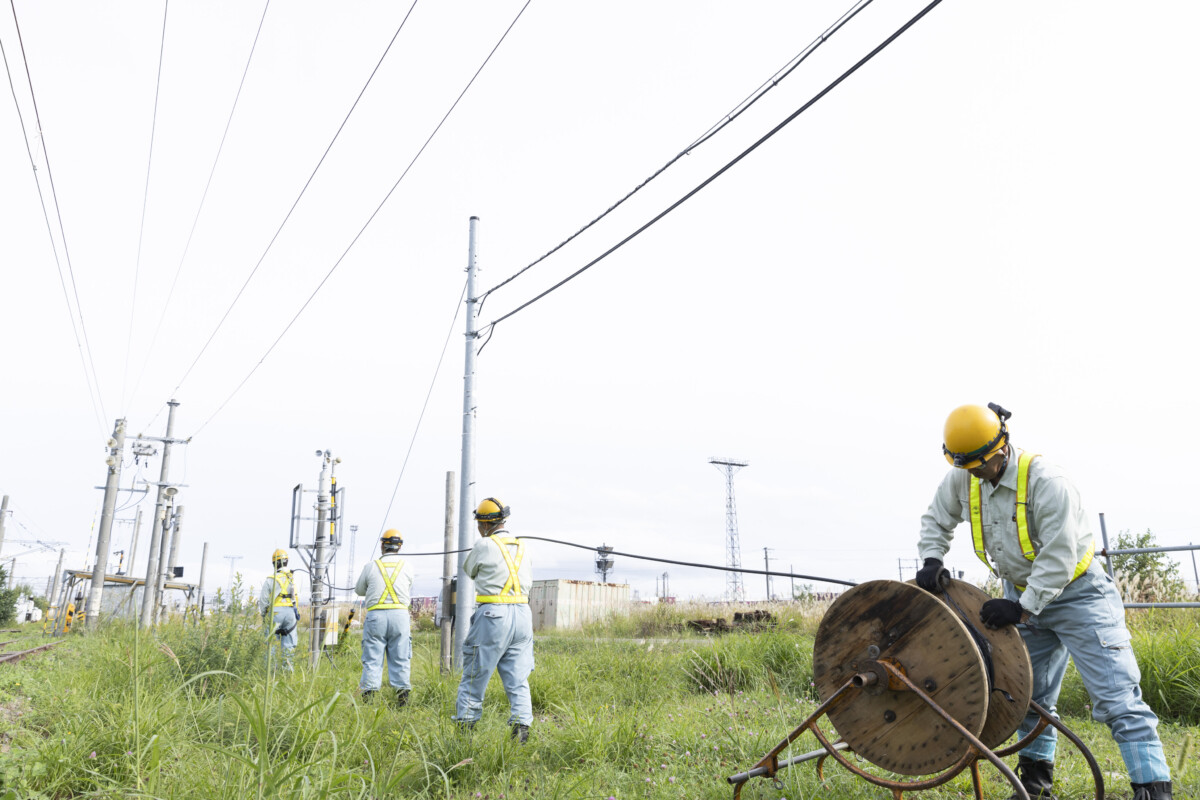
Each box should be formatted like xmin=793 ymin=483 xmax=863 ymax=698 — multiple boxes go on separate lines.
xmin=0 ymin=598 xmax=1196 ymax=799
xmin=1111 ymin=529 xmax=1192 ymax=603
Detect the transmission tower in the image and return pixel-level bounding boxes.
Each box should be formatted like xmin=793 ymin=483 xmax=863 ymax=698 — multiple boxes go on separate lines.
xmin=223 ymin=555 xmax=243 ymax=591
xmin=709 ymin=457 xmax=748 ymax=603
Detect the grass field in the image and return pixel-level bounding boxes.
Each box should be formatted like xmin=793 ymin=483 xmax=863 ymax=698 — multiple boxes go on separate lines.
xmin=0 ymin=600 xmax=1196 ymax=799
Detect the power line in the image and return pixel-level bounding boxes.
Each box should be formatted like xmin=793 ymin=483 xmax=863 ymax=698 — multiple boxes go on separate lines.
xmin=378 ymin=281 xmax=467 ymax=533
xmin=4 ymin=0 xmax=107 ymax=436
xmin=478 ymin=0 xmax=877 ymax=306
xmin=480 ymin=0 xmax=946 ymax=338
xmin=161 ymin=0 xmax=423 ymax=405
xmin=128 ymin=0 xmax=272 ymax=414
xmin=189 ymin=0 xmax=532 ymax=438
xmin=120 ymin=0 xmax=171 ymax=413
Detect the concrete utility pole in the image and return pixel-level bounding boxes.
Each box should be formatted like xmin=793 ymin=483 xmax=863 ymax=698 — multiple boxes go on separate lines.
xmin=153 ymin=491 xmax=178 ymax=622
xmin=345 ymin=524 xmax=358 ymax=600
xmin=47 ymin=548 xmax=65 ymax=630
xmin=454 ymin=216 xmax=480 ymax=669
xmin=763 ymin=547 xmax=773 ymax=601
xmin=195 ymin=542 xmax=208 ymax=618
xmin=140 ymin=400 xmax=181 ymax=628
xmin=310 ymin=450 xmax=335 ymax=668
xmin=441 ymin=470 xmax=456 ymax=672
xmin=125 ymin=509 xmax=143 ymax=577
xmin=0 ymin=495 xmax=9 ymax=559
xmin=85 ymin=418 xmax=127 ymax=626
xmin=166 ymin=505 xmax=185 ymax=579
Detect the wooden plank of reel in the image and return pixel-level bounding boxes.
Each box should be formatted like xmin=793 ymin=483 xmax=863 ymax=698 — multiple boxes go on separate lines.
xmin=813 ymin=579 xmax=998 ymax=774
xmin=904 ymin=577 xmax=1034 ymax=750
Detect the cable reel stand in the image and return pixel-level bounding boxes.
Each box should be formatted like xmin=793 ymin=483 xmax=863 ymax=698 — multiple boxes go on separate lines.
xmin=728 ymin=579 xmax=1104 ymax=799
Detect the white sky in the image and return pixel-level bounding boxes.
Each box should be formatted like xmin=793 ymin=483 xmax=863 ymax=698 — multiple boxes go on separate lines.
xmin=2 ymin=0 xmax=1198 ymax=605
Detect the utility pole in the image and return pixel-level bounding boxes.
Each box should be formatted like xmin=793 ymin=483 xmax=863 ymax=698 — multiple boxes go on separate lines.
xmin=454 ymin=216 xmax=480 ymax=669
xmin=345 ymin=524 xmax=358 ymax=600
xmin=84 ymin=418 xmax=126 ymax=627
xmin=790 ymin=563 xmax=795 ymax=601
xmin=709 ymin=457 xmax=748 ymax=603
xmin=440 ymin=471 xmax=456 ymax=672
xmin=125 ymin=508 xmax=143 ymax=577
xmin=196 ymin=542 xmax=209 ymax=618
xmin=140 ymin=400 xmax=183 ymax=628
xmin=310 ymin=450 xmax=335 ymax=668
xmin=763 ymin=547 xmax=773 ymax=601
xmin=152 ymin=491 xmax=178 ymax=622
xmin=0 ymin=495 xmax=9 ymax=559
xmin=166 ymin=503 xmax=185 ymax=598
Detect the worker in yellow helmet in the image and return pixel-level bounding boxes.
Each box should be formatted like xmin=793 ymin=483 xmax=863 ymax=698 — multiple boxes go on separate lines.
xmin=917 ymin=404 xmax=1171 ymax=800
xmin=453 ymin=497 xmax=533 ymax=743
xmin=354 ymin=530 xmax=414 ymax=705
xmin=256 ymin=549 xmax=298 ymax=672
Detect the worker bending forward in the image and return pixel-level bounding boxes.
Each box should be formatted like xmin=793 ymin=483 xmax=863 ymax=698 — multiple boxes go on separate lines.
xmin=257 ymin=548 xmax=299 ymax=671
xmin=918 ymin=404 xmax=1172 ymax=800
xmin=454 ymin=497 xmax=534 ymax=742
xmin=355 ymin=530 xmax=415 ymax=705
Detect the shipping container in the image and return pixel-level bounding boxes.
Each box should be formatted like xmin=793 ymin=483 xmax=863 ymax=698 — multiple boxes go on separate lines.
xmin=529 ymin=579 xmax=630 ymax=631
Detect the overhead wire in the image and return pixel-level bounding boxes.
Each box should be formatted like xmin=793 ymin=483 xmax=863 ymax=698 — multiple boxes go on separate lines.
xmin=479 ymin=0 xmax=945 ymax=338
xmin=160 ymin=0 xmax=423 ymax=407
xmin=128 ymin=0 xmax=272 ymax=414
xmin=189 ymin=0 xmax=533 ymax=438
xmin=477 ymin=0 xmax=876 ymax=307
xmin=377 ymin=280 xmax=468 ymax=533
xmin=120 ymin=0 xmax=171 ymax=414
xmin=4 ymin=0 xmax=108 ymax=436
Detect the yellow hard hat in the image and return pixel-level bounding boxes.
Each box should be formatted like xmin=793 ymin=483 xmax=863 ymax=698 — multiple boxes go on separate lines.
xmin=942 ymin=403 xmax=1011 ymax=469
xmin=381 ymin=529 xmax=403 ymax=546
xmin=474 ymin=497 xmax=510 ymax=522
xmin=271 ymin=548 xmax=288 ymax=566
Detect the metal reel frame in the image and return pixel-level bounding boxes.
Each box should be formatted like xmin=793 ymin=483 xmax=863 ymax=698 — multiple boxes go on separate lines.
xmin=727 ymin=579 xmax=1105 ymax=799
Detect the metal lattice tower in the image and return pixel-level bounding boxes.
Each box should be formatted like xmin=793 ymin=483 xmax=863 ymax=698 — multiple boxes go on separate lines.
xmin=710 ymin=457 xmax=748 ymax=603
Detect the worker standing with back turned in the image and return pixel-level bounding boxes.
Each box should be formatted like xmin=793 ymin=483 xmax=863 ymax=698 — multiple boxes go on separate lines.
xmin=917 ymin=403 xmax=1172 ymax=800
xmin=354 ymin=529 xmax=414 ymax=705
xmin=257 ymin=548 xmax=299 ymax=672
xmin=454 ymin=497 xmax=534 ymax=742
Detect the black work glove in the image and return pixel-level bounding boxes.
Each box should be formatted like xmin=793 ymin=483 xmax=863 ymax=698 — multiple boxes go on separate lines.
xmin=979 ymin=598 xmax=1024 ymax=629
xmin=915 ymin=557 xmax=949 ymax=592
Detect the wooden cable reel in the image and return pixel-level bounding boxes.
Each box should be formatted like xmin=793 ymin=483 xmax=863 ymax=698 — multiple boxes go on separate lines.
xmin=729 ymin=579 xmax=1102 ymax=799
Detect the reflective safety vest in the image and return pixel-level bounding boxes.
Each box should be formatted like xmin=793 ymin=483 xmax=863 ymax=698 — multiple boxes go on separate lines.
xmin=368 ymin=558 xmax=409 ymax=611
xmin=970 ymin=450 xmax=1094 ymax=591
xmin=272 ymin=570 xmax=296 ymax=608
xmin=476 ymin=536 xmax=528 ymax=604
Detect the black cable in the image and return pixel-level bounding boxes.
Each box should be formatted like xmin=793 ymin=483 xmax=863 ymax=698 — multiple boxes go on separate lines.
xmin=516 ymin=535 xmax=856 ymax=588
xmin=481 ymin=0 xmax=946 ymax=337
xmin=189 ymin=0 xmax=532 ymax=438
xmin=477 ymin=0 xmax=876 ymax=305
xmin=377 ymin=280 xmax=467 ymax=533
xmin=5 ymin=0 xmax=108 ymax=435
xmin=129 ymin=0 xmax=272 ymax=413
xmin=165 ymin=0 xmax=422 ymax=403
xmin=121 ymin=0 xmax=171 ymax=412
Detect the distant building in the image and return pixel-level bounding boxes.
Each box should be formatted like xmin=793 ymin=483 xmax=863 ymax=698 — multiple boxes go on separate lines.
xmin=530 ymin=579 xmax=630 ymax=631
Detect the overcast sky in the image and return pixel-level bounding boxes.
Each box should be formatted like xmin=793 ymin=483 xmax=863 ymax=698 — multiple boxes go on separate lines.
xmin=2 ymin=0 xmax=1198 ymax=606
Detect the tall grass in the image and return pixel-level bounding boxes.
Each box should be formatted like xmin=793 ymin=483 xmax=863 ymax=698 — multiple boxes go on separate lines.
xmin=0 ymin=603 xmax=1196 ymax=799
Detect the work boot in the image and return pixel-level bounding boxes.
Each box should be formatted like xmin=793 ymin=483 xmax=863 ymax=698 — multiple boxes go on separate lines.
xmin=510 ymin=723 xmax=530 ymax=744
xmin=1132 ymin=782 xmax=1173 ymax=800
xmin=395 ymin=688 xmax=410 ymax=708
xmin=1007 ymin=755 xmax=1057 ymax=800
xmin=361 ymin=690 xmax=377 ymax=703
xmin=455 ymin=719 xmax=477 ymax=733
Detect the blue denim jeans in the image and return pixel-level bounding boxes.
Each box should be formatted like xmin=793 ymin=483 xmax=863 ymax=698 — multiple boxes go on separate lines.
xmin=267 ymin=606 xmax=298 ymax=672
xmin=360 ymin=608 xmax=412 ymax=691
xmin=1008 ymin=566 xmax=1170 ymax=783
xmin=455 ymin=603 xmax=534 ymax=725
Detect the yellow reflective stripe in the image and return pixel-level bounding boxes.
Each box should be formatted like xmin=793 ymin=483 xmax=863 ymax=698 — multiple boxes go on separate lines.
xmin=486 ymin=536 xmax=525 ymax=599
xmin=969 ymin=477 xmax=996 ymax=574
xmin=475 ymin=594 xmax=529 ymax=604
xmin=272 ymin=571 xmax=295 ymax=607
xmin=1015 ymin=451 xmax=1038 ymax=559
xmin=368 ymin=559 xmax=408 ymax=611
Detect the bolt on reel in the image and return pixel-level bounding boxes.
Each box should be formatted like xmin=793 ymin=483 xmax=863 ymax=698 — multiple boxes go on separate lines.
xmin=727 ymin=579 xmax=1105 ymax=799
